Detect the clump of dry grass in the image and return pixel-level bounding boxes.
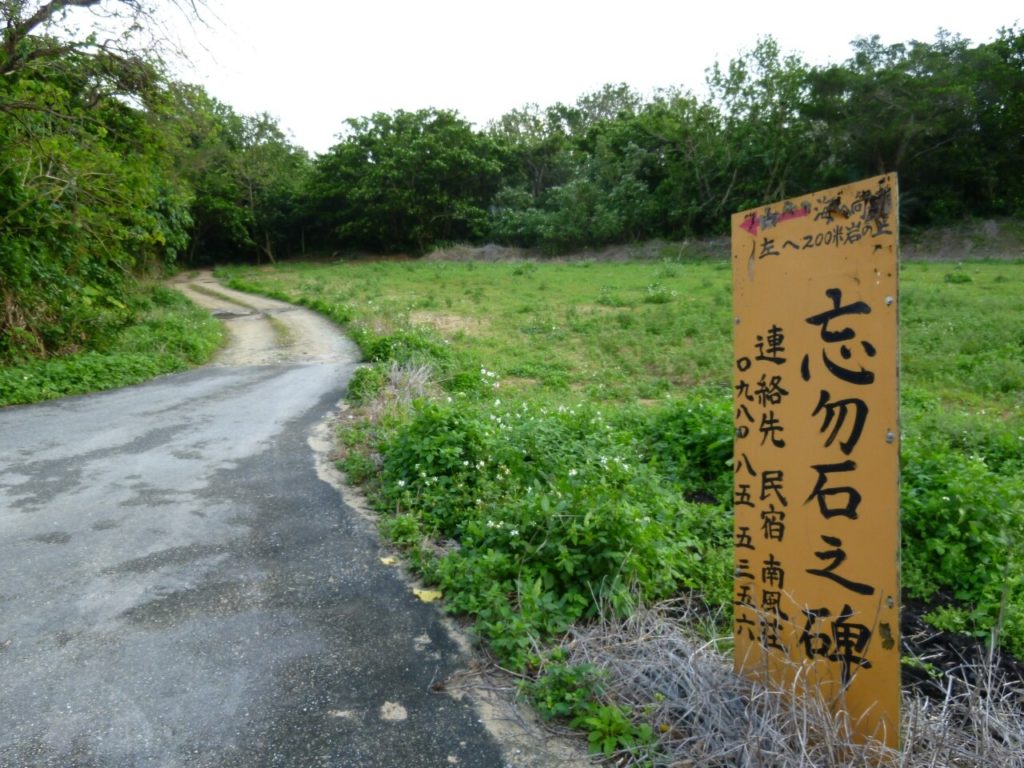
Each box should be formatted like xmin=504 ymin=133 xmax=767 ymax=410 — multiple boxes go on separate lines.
xmin=901 ymin=645 xmax=1024 ymax=767
xmin=365 ymin=361 xmax=436 ymax=421
xmin=557 ymin=598 xmax=1024 ymax=767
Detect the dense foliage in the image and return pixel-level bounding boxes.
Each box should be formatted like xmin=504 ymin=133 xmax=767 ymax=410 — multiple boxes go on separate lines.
xmin=0 ymin=284 xmax=222 ymax=406
xmin=306 ymin=109 xmax=501 ymax=253
xmin=297 ymin=29 xmax=1024 ymax=255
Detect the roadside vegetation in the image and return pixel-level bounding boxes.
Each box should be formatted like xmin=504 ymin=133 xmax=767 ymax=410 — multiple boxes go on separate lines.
xmin=220 ymin=255 xmax=1024 ymax=765
xmin=0 ymin=284 xmax=222 ymax=407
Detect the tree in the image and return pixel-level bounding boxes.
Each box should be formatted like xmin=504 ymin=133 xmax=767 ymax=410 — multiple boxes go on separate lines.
xmin=966 ymin=25 xmax=1024 ymax=213
xmin=309 ymin=109 xmax=501 ymax=253
xmin=806 ymin=31 xmax=1006 ymax=221
xmin=1 ymin=0 xmax=201 ymax=79
xmin=143 ymin=84 xmax=244 ymax=264
xmin=0 ymin=0 xmax=201 ymax=362
xmin=632 ymin=89 xmax=737 ymax=236
xmin=707 ymin=37 xmax=824 ymax=208
xmin=237 ymin=113 xmax=310 ymax=263
xmin=160 ymin=86 xmax=308 ymax=264
xmin=487 ymin=103 xmax=573 ymax=198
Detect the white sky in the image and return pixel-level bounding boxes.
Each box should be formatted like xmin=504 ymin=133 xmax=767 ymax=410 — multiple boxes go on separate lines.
xmin=166 ymin=0 xmax=1019 ymax=155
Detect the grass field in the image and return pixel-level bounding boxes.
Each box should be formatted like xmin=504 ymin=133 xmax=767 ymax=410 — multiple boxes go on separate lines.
xmin=219 ymin=255 xmax=1024 ymax=762
xmin=221 ymin=258 xmax=1023 ymax=410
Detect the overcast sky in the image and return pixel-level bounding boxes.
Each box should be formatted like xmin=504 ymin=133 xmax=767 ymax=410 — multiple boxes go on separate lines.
xmin=166 ymin=0 xmax=1019 ymax=155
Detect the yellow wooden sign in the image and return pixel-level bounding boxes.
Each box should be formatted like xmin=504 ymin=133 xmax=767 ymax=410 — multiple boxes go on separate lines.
xmin=731 ymin=175 xmax=900 ymax=747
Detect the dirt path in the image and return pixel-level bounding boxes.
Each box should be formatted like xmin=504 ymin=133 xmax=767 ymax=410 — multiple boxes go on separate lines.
xmin=171 ymin=271 xmax=351 ymax=366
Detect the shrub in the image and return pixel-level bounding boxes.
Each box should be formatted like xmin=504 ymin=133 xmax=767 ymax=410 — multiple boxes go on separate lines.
xmin=347 ymin=364 xmax=388 ymax=404
xmin=374 ymin=397 xmax=733 ymax=668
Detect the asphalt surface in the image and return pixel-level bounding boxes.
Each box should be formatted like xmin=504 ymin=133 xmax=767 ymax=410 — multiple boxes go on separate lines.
xmin=0 ymin=290 xmax=520 ymax=767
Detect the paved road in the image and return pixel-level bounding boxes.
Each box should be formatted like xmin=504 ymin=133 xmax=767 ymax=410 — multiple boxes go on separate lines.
xmin=0 ymin=281 xmax=549 ymax=767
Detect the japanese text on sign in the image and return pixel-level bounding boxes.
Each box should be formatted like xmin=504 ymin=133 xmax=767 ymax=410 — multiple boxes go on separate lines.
xmin=731 ymin=175 xmax=901 ymax=747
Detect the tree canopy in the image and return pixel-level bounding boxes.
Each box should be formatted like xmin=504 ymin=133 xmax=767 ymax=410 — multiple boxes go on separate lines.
xmin=308 ymin=109 xmax=500 ymax=253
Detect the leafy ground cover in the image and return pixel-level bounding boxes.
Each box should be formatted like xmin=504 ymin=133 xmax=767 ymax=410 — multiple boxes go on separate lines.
xmin=0 ymin=283 xmax=223 ymax=407
xmin=219 ymin=254 xmax=1024 ymax=762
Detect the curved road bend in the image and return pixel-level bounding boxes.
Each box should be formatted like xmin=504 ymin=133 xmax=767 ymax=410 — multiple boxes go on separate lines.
xmin=0 ymin=275 xmax=577 ymax=767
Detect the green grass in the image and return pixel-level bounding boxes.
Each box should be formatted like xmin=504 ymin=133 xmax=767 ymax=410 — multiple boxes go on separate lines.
xmin=900 ymin=262 xmax=1024 ymax=405
xmin=218 ymin=257 xmax=1024 ymax=664
xmin=0 ymin=283 xmax=223 ymax=407
xmin=221 ymin=259 xmax=736 ymax=401
xmin=219 ymin=259 xmax=1023 ymax=411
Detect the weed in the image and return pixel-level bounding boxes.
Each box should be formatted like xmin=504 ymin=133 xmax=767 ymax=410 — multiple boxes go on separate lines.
xmin=944 ymin=271 xmax=974 ymax=283
xmin=573 ymin=703 xmax=655 ymax=760
xmin=597 ymin=287 xmax=631 ymax=307
xmin=266 ymin=314 xmax=293 ymax=346
xmin=642 ymin=283 xmax=676 ymax=304
xmin=526 ymin=659 xmax=604 ymax=720
xmin=654 ymin=259 xmax=680 ymax=279
xmin=348 ymin=365 xmax=388 ymax=405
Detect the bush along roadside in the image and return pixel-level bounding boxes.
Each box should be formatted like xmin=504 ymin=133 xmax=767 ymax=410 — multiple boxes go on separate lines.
xmin=341 ymin=371 xmax=1024 ymax=759
xmin=0 ymin=284 xmax=223 ymax=407
xmin=344 ymin=372 xmax=1024 ymax=661
xmin=372 ymin=394 xmax=736 ymax=669
xmin=899 ymin=390 xmax=1024 ymax=657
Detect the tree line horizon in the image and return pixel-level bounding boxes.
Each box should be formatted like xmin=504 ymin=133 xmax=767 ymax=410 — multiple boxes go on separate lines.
xmin=1 ymin=3 xmax=1022 ymax=363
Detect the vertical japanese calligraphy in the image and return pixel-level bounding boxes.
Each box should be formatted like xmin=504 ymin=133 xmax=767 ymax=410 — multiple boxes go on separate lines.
xmin=731 ymin=175 xmax=900 ymax=748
